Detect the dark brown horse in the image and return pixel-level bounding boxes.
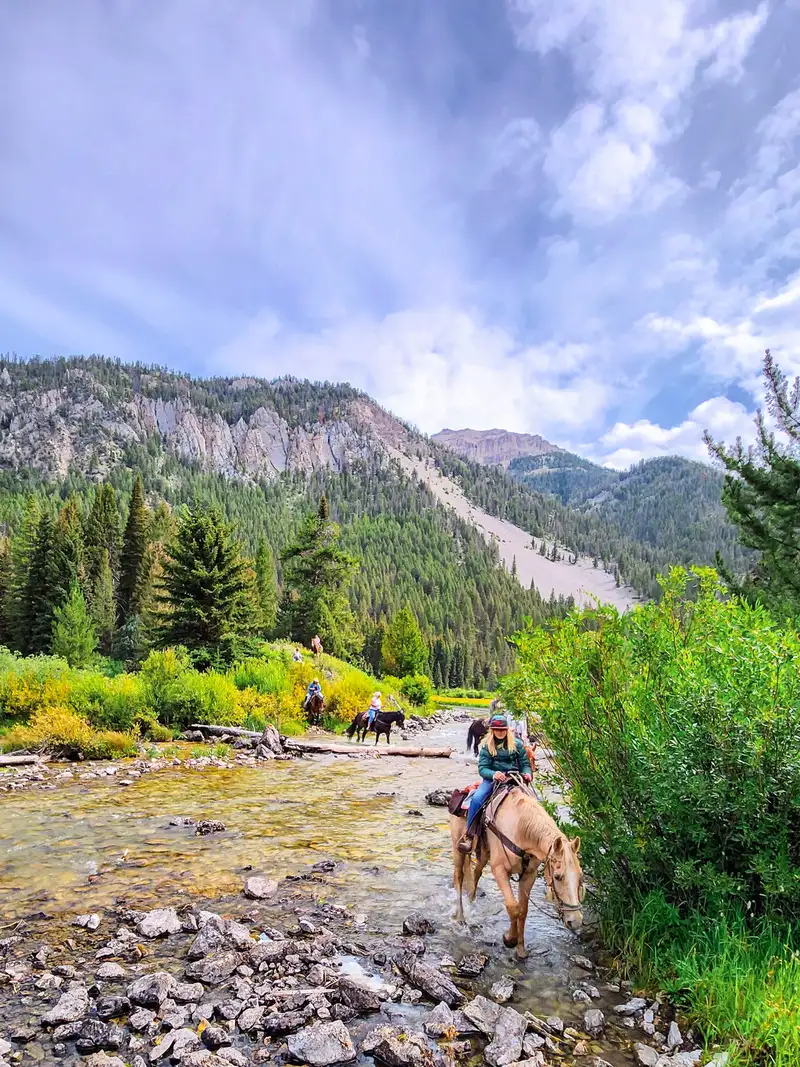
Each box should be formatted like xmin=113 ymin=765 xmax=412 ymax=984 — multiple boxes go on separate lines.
xmin=346 ymin=710 xmax=405 ymax=744
xmin=305 ymin=692 xmax=325 ymax=727
xmin=466 ymin=718 xmax=488 ymax=755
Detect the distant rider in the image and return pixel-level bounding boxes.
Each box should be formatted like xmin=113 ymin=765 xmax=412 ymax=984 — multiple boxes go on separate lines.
xmin=292 ymin=648 xmax=303 ymax=663
xmin=366 ymin=692 xmax=382 ymax=729
xmin=311 ymin=635 xmax=323 ymax=656
xmin=304 ymin=678 xmax=323 ymax=712
xmin=457 ymin=714 xmax=532 ymax=854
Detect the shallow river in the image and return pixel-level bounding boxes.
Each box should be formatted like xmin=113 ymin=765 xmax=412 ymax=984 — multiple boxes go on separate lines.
xmin=1 ymin=718 xmax=638 ymax=1065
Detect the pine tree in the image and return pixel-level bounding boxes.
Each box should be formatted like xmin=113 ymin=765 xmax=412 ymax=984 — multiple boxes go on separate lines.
xmin=381 ymin=606 xmax=428 ymax=676
xmin=277 ymin=497 xmax=360 ymax=658
xmin=0 ymin=537 xmax=12 ymax=647
xmin=87 ymin=548 xmax=116 ymax=654
xmin=23 ymin=512 xmax=59 ymax=653
xmin=706 ymin=350 xmax=800 ymax=617
xmin=157 ymin=504 xmax=250 ymax=666
xmin=511 ymin=555 xmax=518 ymax=579
xmin=52 ymin=582 xmax=97 ymax=667
xmin=7 ymin=497 xmax=39 ymax=651
xmin=255 ymin=538 xmax=278 ymax=635
xmin=118 ymin=475 xmax=149 ymax=625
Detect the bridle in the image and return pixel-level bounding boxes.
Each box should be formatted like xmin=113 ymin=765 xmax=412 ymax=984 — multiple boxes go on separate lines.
xmin=543 ymin=842 xmax=585 ymax=920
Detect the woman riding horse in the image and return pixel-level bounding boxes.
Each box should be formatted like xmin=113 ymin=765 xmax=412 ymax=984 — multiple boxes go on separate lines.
xmin=457 ymin=714 xmax=532 ymax=854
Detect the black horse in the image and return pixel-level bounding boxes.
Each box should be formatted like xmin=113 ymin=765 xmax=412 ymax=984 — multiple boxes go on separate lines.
xmin=466 ymin=718 xmax=488 ymax=755
xmin=346 ymin=709 xmax=405 ymax=744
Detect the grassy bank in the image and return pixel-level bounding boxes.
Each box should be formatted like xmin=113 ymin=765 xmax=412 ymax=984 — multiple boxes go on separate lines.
xmin=0 ymin=643 xmax=404 ymax=759
xmin=604 ymin=898 xmax=800 ymax=1067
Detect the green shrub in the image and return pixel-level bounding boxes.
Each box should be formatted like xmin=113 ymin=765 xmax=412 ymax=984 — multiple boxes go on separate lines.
xmin=139 ymin=648 xmax=192 ymax=725
xmin=1 ymin=706 xmax=136 ymax=760
xmin=505 ymin=566 xmax=800 ymax=923
xmin=400 ymin=674 xmax=432 ymax=707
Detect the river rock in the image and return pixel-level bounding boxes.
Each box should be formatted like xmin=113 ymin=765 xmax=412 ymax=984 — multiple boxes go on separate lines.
xmin=584 ymin=1059 xmax=614 ymax=1067
xmin=402 ymin=913 xmax=435 ymax=936
xmin=200 ymin=1025 xmax=230 ymax=1051
xmin=74 ymin=913 xmax=102 ymax=931
xmin=491 ymin=977 xmax=515 ymax=1003
xmin=667 ymin=1021 xmax=683 ymax=1049
xmin=75 ymin=1018 xmax=118 ymax=1053
xmin=129 ymin=1009 xmax=157 ymax=1031
xmin=263 ymin=1006 xmax=316 ymax=1035
xmin=462 ymin=995 xmax=503 ymax=1036
xmin=237 ymin=1006 xmax=265 ymax=1032
xmin=84 ymin=1055 xmax=127 ymax=1067
xmin=634 ymin=1044 xmax=659 ymax=1067
xmin=338 ymin=977 xmax=383 ymax=1013
xmin=522 ymin=1034 xmax=545 ymax=1057
xmin=195 ymin=820 xmax=227 ymax=835
xmin=128 ymin=972 xmax=177 ymax=1008
xmin=185 ymin=952 xmax=242 ymax=984
xmin=137 ymin=908 xmax=183 ymax=938
xmin=288 ymin=1021 xmax=357 ymax=1065
xmin=361 ymin=1026 xmax=433 ymax=1067
xmin=96 ymin=963 xmax=127 ymax=980
xmin=150 ymin=1027 xmax=201 ymax=1061
xmin=458 ymin=953 xmax=488 ymax=977
xmin=657 ymin=1054 xmax=701 ymax=1067
xmin=393 ymin=952 xmax=464 ymax=1008
xmin=424 ymin=789 xmax=451 ymax=807
xmin=570 ymin=955 xmax=594 ymax=971
xmin=423 ymin=1002 xmax=454 ymax=1037
xmin=95 ymin=995 xmax=131 ymax=1019
xmin=485 ymin=1007 xmax=528 ymax=1067
xmin=572 ymin=989 xmax=591 ymax=1004
xmin=244 ymin=876 xmax=278 ymax=900
xmin=52 ymin=1022 xmax=83 ymax=1041
xmin=583 ymin=1009 xmax=605 ymax=1037
xmin=614 ymin=997 xmax=647 ymax=1016
xmin=42 ymin=985 xmax=90 ymax=1025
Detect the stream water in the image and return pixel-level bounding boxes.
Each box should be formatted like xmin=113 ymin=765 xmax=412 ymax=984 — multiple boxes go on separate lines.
xmin=1 ymin=717 xmax=639 ymax=1065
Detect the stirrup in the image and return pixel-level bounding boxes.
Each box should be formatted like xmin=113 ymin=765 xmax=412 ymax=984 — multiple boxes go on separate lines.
xmin=457 ymin=835 xmax=474 ymax=855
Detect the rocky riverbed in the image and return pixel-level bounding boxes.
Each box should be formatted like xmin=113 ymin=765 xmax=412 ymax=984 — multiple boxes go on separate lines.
xmin=0 ymin=715 xmax=711 ymax=1067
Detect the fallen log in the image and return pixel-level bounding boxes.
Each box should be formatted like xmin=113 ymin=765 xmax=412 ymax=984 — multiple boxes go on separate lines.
xmin=0 ymin=753 xmax=47 ymax=767
xmin=285 ymin=739 xmax=452 ymax=759
xmin=190 ymin=724 xmax=262 ymax=739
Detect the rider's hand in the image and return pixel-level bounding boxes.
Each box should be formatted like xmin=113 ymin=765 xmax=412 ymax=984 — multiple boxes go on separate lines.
xmin=494 ymin=772 xmax=507 ymax=782
xmin=523 ymin=773 xmax=532 ymax=783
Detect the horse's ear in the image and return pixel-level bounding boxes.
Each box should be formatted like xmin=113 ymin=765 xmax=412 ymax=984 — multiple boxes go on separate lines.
xmin=552 ymin=837 xmax=564 ymax=856
xmin=571 ymin=836 xmax=581 ymax=855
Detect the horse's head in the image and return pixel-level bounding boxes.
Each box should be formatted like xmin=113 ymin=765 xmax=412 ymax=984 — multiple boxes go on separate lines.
xmin=544 ymin=835 xmax=584 ymax=933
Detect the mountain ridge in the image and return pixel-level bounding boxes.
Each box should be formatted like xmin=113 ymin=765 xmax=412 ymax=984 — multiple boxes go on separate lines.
xmin=432 ymin=426 xmax=561 ymax=468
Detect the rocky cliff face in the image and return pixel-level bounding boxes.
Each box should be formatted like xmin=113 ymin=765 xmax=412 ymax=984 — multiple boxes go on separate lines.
xmin=432 ymin=427 xmax=560 ymax=468
xmin=0 ymin=365 xmax=391 ymax=480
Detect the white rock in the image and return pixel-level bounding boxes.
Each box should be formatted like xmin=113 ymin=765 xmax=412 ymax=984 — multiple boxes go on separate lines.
xmin=243 ymin=876 xmax=278 ymax=900
xmin=136 ymin=908 xmax=183 ymax=938
xmin=634 ymin=1043 xmax=659 ymax=1067
xmin=667 ymin=1021 xmax=683 ymax=1050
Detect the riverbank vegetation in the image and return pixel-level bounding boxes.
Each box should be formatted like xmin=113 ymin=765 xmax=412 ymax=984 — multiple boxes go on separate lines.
xmin=505 ymin=568 xmax=800 ymax=1066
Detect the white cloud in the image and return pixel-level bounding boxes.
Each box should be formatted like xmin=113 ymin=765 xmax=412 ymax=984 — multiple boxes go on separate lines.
xmin=597 ymin=396 xmax=756 ymax=467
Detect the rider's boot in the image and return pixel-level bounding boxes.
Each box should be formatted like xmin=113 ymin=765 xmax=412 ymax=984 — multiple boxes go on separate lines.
xmin=457 ymin=833 xmax=474 ymax=855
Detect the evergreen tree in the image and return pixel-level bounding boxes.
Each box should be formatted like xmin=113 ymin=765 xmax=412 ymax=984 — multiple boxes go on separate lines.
xmin=7 ymin=497 xmax=39 ymax=650
xmin=0 ymin=536 xmax=12 ymax=647
xmin=381 ymin=606 xmax=428 ymax=677
xmin=52 ymin=582 xmax=97 ymax=666
xmin=87 ymin=548 xmax=116 ymax=654
xmin=277 ymin=497 xmax=360 ymax=658
xmin=255 ymin=538 xmax=278 ymax=635
xmin=118 ymin=475 xmax=149 ymax=625
xmin=23 ymin=512 xmax=59 ymax=653
xmin=86 ymin=484 xmax=122 ymax=582
xmin=157 ymin=504 xmax=250 ymax=666
xmin=52 ymin=499 xmax=84 ymax=601
xmin=706 ymin=350 xmax=800 ymax=617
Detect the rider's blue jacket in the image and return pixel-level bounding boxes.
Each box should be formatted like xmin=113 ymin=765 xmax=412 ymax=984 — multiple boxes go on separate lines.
xmin=477 ymin=737 xmax=532 ymax=782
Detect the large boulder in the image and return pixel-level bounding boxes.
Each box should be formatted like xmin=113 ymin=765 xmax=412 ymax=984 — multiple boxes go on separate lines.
xmin=338 ymin=977 xmax=383 ymax=1013
xmin=243 ymin=876 xmax=278 ymax=900
xmin=137 ymin=908 xmax=183 ymax=939
xmin=461 ymin=995 xmax=503 ymax=1036
xmin=42 ymin=986 xmax=90 ymax=1025
xmin=393 ymin=952 xmax=464 ymax=1008
xmin=484 ymin=1007 xmax=528 ymax=1067
xmin=288 ymin=1021 xmax=357 ymax=1065
xmin=128 ymin=972 xmax=177 ymax=1008
xmin=258 ymin=724 xmax=284 ymax=755
xmin=423 ymin=1002 xmax=455 ymax=1038
xmin=361 ymin=1026 xmax=434 ymax=1067
xmin=583 ymin=1009 xmax=605 ymax=1038
xmin=185 ymin=952 xmax=242 ymax=985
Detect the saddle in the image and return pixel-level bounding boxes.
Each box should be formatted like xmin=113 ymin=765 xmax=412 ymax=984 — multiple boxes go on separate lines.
xmin=451 ymin=775 xmax=536 ymax=858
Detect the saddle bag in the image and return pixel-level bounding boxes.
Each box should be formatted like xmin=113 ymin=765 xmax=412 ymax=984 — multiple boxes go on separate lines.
xmin=448 ymin=788 xmax=469 ymax=815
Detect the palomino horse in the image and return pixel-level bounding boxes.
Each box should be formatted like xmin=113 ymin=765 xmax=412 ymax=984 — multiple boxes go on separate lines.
xmin=449 ymin=782 xmax=584 ymax=958
xmin=345 ymin=710 xmax=405 ymax=744
xmin=305 ymin=692 xmax=325 ymax=726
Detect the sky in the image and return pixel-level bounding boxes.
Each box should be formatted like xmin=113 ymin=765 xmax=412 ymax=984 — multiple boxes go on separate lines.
xmin=1 ymin=0 xmax=800 ymax=468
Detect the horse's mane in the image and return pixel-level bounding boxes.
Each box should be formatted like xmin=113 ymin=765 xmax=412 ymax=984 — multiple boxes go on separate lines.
xmin=512 ymin=791 xmax=561 ymax=849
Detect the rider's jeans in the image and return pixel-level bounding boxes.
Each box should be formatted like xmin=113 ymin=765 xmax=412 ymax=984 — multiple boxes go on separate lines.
xmin=466 ymin=779 xmax=494 ymax=833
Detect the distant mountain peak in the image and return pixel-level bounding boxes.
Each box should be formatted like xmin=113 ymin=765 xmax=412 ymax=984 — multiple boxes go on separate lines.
xmin=432 ymin=427 xmax=561 ymax=468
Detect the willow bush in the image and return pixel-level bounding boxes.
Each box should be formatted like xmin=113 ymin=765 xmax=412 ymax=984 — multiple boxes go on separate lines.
xmin=504 ymin=567 xmax=800 ymax=922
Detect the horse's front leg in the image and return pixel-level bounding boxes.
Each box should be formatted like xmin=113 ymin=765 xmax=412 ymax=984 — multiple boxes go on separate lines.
xmin=492 ymin=863 xmax=520 ymax=948
xmin=515 ymin=864 xmax=538 ymax=960
xmin=470 ymin=847 xmax=489 ymax=902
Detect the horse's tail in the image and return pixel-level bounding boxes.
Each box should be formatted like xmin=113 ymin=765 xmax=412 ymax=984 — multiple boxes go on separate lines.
xmin=345 ymin=714 xmax=360 ymax=739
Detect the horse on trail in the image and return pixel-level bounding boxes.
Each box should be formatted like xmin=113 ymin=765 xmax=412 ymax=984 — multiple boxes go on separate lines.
xmin=346 ymin=709 xmax=405 ymax=744
xmin=305 ymin=692 xmax=325 ymax=727
xmin=466 ymin=718 xmax=488 ymax=755
xmin=449 ymin=779 xmax=584 ymax=958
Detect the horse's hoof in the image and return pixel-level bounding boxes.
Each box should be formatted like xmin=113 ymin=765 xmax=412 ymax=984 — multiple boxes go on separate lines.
xmin=516 ymin=948 xmax=528 ymax=960
xmin=502 ymin=932 xmax=518 ymax=948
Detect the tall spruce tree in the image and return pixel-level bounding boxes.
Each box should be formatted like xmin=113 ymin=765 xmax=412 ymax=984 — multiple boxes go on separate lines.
xmin=706 ymin=350 xmax=800 ymax=617
xmin=52 ymin=582 xmax=97 ymax=667
xmin=0 ymin=537 xmax=12 ymax=647
xmin=277 ymin=496 xmax=360 ymax=658
xmin=381 ymin=606 xmax=428 ymax=676
xmin=255 ymin=537 xmax=278 ymax=635
xmin=7 ymin=497 xmax=39 ymax=651
xmin=118 ymin=475 xmax=149 ymax=625
xmin=157 ymin=504 xmax=250 ymax=666
xmin=23 ymin=512 xmax=59 ymax=653
xmin=87 ymin=548 xmax=116 ymax=654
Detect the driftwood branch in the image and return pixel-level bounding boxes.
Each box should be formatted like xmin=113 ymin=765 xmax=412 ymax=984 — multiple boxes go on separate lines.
xmin=190 ymin=725 xmax=262 ymax=739
xmin=286 ymin=739 xmax=452 ymax=758
xmin=0 ymin=754 xmax=47 ymax=767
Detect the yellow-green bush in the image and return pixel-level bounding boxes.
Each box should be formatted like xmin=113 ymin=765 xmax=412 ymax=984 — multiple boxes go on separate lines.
xmin=1 ymin=706 xmax=137 ymax=760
